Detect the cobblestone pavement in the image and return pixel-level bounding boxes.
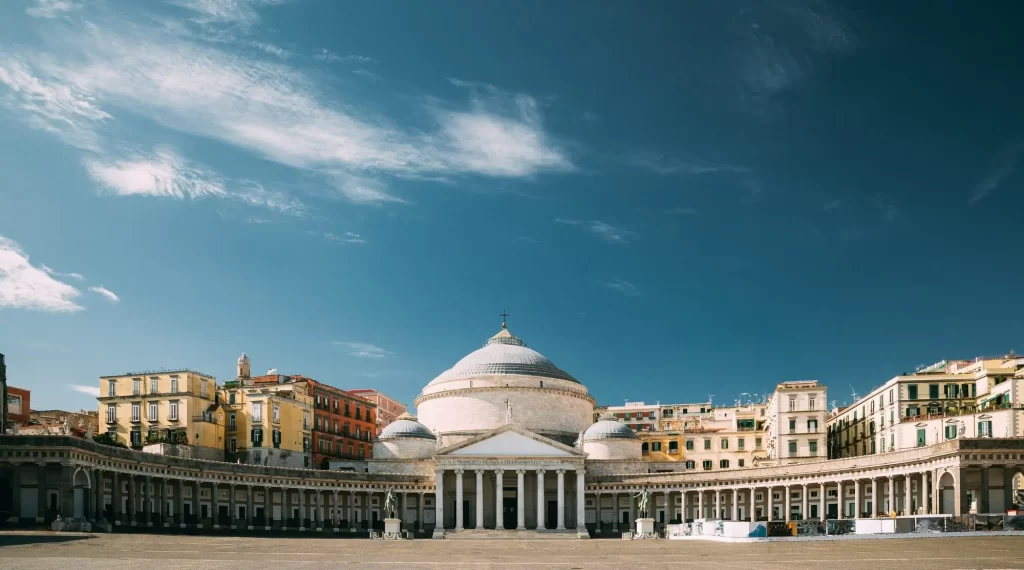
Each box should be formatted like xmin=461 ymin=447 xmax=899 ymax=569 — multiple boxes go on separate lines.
xmin=2 ymin=532 xmax=1024 ymax=569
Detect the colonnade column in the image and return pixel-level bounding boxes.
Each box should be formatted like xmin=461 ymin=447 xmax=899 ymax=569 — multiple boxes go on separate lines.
xmin=784 ymin=485 xmax=791 ymax=522
xmin=887 ymin=477 xmax=894 ymax=515
xmin=475 ymin=470 xmax=485 ymax=530
xmin=144 ymin=476 xmax=153 ymax=526
xmin=836 ymin=481 xmax=843 ymax=519
xmin=766 ymin=486 xmax=773 ymax=521
xmin=904 ymin=474 xmax=913 ymax=515
xmin=265 ymin=487 xmax=272 ymax=528
xmin=801 ymin=484 xmax=808 ymax=521
xmin=517 ymin=470 xmax=526 ymax=530
xmin=556 ymin=470 xmax=565 ymax=530
xmin=454 ymin=469 xmax=464 ymax=530
xmin=211 ymin=482 xmax=219 ymax=528
xmin=575 ymin=469 xmax=585 ymax=532
xmin=298 ymin=488 xmax=305 ymax=531
xmin=917 ymin=472 xmax=927 ymax=515
xmin=871 ymin=478 xmax=879 ymax=516
xmin=536 ymin=470 xmax=546 ymax=530
xmin=417 ymin=492 xmax=424 ymax=532
xmin=731 ymin=490 xmax=739 ymax=521
xmin=748 ymin=488 xmax=755 ymax=521
xmin=819 ymin=483 xmax=826 ymax=521
xmin=714 ymin=490 xmax=721 ymax=519
xmin=854 ymin=480 xmax=861 ymax=519
xmin=127 ymin=473 xmax=136 ymax=526
xmin=494 ymin=469 xmax=504 ymax=529
xmin=680 ymin=490 xmax=687 ymax=522
xmin=229 ymin=484 xmax=238 ymax=529
xmin=698 ymin=489 xmax=704 ymax=520
xmin=175 ymin=479 xmax=184 ymax=527
xmin=191 ymin=481 xmax=199 ymax=528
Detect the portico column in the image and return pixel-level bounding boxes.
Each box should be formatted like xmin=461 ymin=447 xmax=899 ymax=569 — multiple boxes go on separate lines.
xmin=332 ymin=490 xmax=339 ymax=528
xmin=127 ymin=473 xmax=136 ymax=525
xmin=265 ymin=487 xmax=272 ymax=528
xmin=417 ymin=492 xmax=424 ymax=532
xmin=575 ymin=469 xmax=586 ymax=531
xmin=731 ymin=490 xmax=739 ymax=520
xmin=784 ymin=485 xmax=791 ymax=522
xmin=819 ymin=482 xmax=825 ymax=521
xmin=714 ymin=489 xmax=721 ymax=519
xmin=665 ymin=491 xmax=671 ymax=522
xmin=175 ymin=479 xmax=184 ymax=527
xmin=801 ymin=484 xmax=808 ymax=521
xmin=748 ymin=488 xmax=755 ymax=521
xmin=767 ymin=486 xmax=773 ymax=521
xmin=979 ymin=467 xmax=990 ymax=513
xmin=836 ymin=481 xmax=843 ymax=519
xmin=494 ymin=469 xmax=504 ymax=529
xmin=475 ymin=470 xmax=485 ymax=530
xmin=854 ymin=480 xmax=861 ymax=519
xmin=229 ymin=484 xmax=238 ymax=529
xmin=298 ymin=488 xmax=305 ymax=530
xmin=870 ymin=478 xmax=879 ymax=516
xmin=536 ymin=470 xmax=546 ymax=529
xmin=887 ymin=476 xmax=894 ymax=515
xmin=903 ymin=474 xmax=913 ymax=515
xmin=556 ymin=470 xmax=565 ymax=530
xmin=697 ymin=489 xmax=704 ymax=519
xmin=517 ymin=470 xmax=526 ymax=530
xmin=211 ymin=482 xmax=219 ymax=528
xmin=434 ymin=469 xmax=444 ymax=533
xmin=111 ymin=471 xmax=120 ymax=524
xmin=454 ymin=469 xmax=464 ymax=530
xmin=680 ymin=490 xmax=687 ymax=522
xmin=917 ymin=473 xmax=927 ymax=515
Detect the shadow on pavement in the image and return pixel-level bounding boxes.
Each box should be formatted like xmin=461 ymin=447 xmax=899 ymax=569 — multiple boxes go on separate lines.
xmin=0 ymin=533 xmax=95 ymax=547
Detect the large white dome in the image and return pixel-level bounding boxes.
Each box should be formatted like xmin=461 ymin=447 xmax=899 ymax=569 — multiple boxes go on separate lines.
xmin=415 ymin=324 xmax=595 ymax=446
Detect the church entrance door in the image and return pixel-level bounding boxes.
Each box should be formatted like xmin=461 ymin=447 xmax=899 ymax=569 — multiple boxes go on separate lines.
xmin=548 ymin=501 xmax=560 ymax=529
xmin=502 ymin=497 xmax=516 ymax=529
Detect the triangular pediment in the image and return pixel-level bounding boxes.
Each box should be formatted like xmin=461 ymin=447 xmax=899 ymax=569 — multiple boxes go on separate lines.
xmin=436 ymin=424 xmax=584 ymax=457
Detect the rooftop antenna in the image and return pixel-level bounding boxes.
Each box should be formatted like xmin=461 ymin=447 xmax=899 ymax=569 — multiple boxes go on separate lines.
xmin=708 ymin=394 xmax=715 ymax=409
xmin=848 ymin=383 xmax=859 ymax=404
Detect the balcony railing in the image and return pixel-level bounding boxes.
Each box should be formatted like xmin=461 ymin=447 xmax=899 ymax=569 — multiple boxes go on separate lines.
xmin=192 ymin=414 xmax=217 ymax=424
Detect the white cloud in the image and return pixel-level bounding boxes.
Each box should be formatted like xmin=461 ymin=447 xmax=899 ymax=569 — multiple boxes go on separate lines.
xmin=556 ymin=218 xmax=636 ymax=244
xmin=333 ymin=341 xmax=391 ymax=358
xmin=249 ymin=41 xmax=291 ymax=59
xmin=169 ymin=0 xmax=290 ymax=25
xmin=0 ymin=57 xmax=111 ymax=151
xmin=351 ymin=68 xmax=383 ymax=81
xmin=25 ymin=0 xmax=81 ymax=18
xmin=323 ymin=232 xmax=366 ymax=245
xmin=2 ymin=7 xmax=572 ymax=209
xmin=84 ymin=148 xmax=226 ymax=199
xmin=41 ymin=264 xmax=85 ymax=280
xmin=605 ymin=279 xmax=640 ymax=297
xmin=313 ymin=50 xmax=375 ymax=64
xmin=70 ymin=384 xmax=100 ymax=397
xmin=88 ymin=285 xmax=120 ymax=303
xmin=0 ymin=236 xmax=83 ymax=312
xmin=969 ymin=142 xmax=1024 ymax=205
xmin=823 ymin=200 xmax=842 ymax=211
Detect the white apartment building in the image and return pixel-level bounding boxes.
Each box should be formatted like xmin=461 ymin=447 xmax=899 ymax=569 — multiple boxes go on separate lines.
xmin=764 ymin=381 xmax=828 ymax=464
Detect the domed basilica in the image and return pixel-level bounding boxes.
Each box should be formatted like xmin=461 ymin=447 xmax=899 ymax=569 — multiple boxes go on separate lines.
xmin=368 ymin=320 xmax=649 ymax=536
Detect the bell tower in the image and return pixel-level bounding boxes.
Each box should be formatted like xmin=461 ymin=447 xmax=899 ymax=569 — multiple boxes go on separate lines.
xmin=237 ymin=352 xmax=251 ymax=379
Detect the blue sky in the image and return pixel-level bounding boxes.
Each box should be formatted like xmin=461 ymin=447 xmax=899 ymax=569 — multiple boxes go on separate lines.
xmin=2 ymin=0 xmax=1022 ymax=413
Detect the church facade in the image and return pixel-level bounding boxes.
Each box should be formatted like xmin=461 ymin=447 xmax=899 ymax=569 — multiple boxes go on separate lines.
xmin=1 ymin=324 xmax=1023 ymax=537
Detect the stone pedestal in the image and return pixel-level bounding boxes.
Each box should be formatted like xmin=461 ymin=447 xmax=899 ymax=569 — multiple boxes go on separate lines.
xmin=635 ymin=518 xmax=655 ymax=537
xmin=384 ymin=518 xmax=402 ymax=539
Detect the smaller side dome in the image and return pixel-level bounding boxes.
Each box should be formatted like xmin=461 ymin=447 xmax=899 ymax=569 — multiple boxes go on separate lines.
xmin=583 ymin=414 xmax=639 ymax=442
xmin=378 ymin=413 xmax=436 ymax=441
xmin=238 ymin=352 xmax=250 ymax=364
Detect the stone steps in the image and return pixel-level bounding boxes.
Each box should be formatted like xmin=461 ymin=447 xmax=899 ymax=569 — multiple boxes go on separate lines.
xmin=445 ymin=529 xmax=584 ymax=540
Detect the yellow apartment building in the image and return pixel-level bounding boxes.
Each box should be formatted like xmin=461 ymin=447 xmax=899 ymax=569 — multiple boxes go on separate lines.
xmin=220 ymin=379 xmax=312 ymax=469
xmin=97 ymin=369 xmax=224 ymax=461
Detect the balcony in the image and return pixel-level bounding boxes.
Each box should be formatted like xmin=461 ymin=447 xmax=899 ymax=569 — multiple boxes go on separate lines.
xmin=192 ymin=413 xmax=217 ymax=424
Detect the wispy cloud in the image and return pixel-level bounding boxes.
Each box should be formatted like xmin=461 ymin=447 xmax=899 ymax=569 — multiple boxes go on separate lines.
xmin=333 ymin=341 xmax=392 ymax=359
xmin=556 ymin=218 xmax=636 ymax=244
xmin=249 ymin=41 xmax=291 ymax=59
xmin=169 ymin=0 xmax=291 ymax=26
xmin=630 ymin=151 xmax=749 ymax=176
xmin=41 ymin=264 xmax=85 ymax=281
xmin=322 ymin=232 xmax=366 ymax=245
xmin=823 ymin=199 xmax=842 ymax=211
xmin=70 ymin=384 xmax=100 ymax=397
xmin=25 ymin=0 xmax=80 ymax=18
xmin=0 ymin=236 xmax=83 ymax=312
xmin=313 ymin=49 xmax=375 ymax=64
xmin=969 ymin=142 xmax=1024 ymax=205
xmin=84 ymin=147 xmax=226 ymax=199
xmin=352 ymin=68 xmax=383 ymax=82
xmin=605 ymin=279 xmax=640 ymax=297
xmin=88 ymin=285 xmax=120 ymax=303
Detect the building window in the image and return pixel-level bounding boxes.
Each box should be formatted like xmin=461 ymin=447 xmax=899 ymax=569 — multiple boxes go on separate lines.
xmin=944 ymin=424 xmax=957 ymax=440
xmin=130 ymin=429 xmax=142 ymax=447
xmin=108 ymin=380 xmax=116 ymax=397
xmin=273 ymin=429 xmax=281 ymax=448
xmin=788 ymin=440 xmax=798 ymax=455
xmin=641 ymin=442 xmax=649 ymax=455
xmin=916 ymin=428 xmax=926 ymax=447
xmin=149 ymin=377 xmax=159 ymax=394
xmin=228 ymin=413 xmax=236 ymax=431
xmin=201 ymin=380 xmax=208 ymax=399
xmin=106 ymin=404 xmax=117 ymax=423
xmin=908 ymin=384 xmax=917 ymax=399
xmin=229 ymin=437 xmax=237 ymax=453
xmin=345 ymin=401 xmax=350 ymax=416
xmin=304 ymin=414 xmax=309 ymax=430
xmin=668 ymin=440 xmax=679 ymax=454
xmin=252 ymin=402 xmax=263 ymax=422
xmin=333 ymin=419 xmax=339 ymax=433
xmin=252 ymin=450 xmax=261 ymax=464
xmin=978 ymin=420 xmax=992 ymax=437
xmin=809 ymin=440 xmax=818 ymax=453
xmin=702 ymin=460 xmax=713 ymax=471
xmin=738 ymin=459 xmax=745 ymax=468
xmin=356 ymin=406 xmax=362 ymax=420
xmin=131 ymin=403 xmax=140 ymax=422
xmin=334 ymin=400 xmax=339 ymax=413
xmin=720 ymin=459 xmax=730 ymax=468
xmin=789 ymin=418 xmax=797 ymax=433
xmin=890 ymin=433 xmax=895 ymax=450
xmin=170 ymin=376 xmax=179 ymax=393
xmin=737 ymin=438 xmax=745 ymax=450
xmin=273 ymin=403 xmax=280 ymax=423
xmin=807 ymin=419 xmax=818 ymax=432
xmin=928 ymin=384 xmax=939 ymax=399
xmin=809 ymin=397 xmax=816 ymax=410
xmin=755 ymin=437 xmax=762 ymax=449
xmin=703 ymin=439 xmax=711 ymax=450
xmin=169 ymin=400 xmax=179 ymax=421
xmin=720 ymin=438 xmax=729 ymax=450
xmin=685 ymin=460 xmax=695 ymax=469
xmin=650 ymin=441 xmax=661 ymax=452
xmin=252 ymin=427 xmax=263 ymax=447
xmin=789 ymin=396 xmax=796 ymax=411
xmin=229 ymin=392 xmax=236 ymax=405
xmin=132 ymin=379 xmax=141 ymax=395
xmin=148 ymin=402 xmax=158 ymax=421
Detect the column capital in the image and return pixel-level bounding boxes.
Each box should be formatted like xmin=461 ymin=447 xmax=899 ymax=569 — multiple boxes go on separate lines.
xmin=454 ymin=469 xmax=465 ymax=475
xmin=536 ymin=469 xmax=545 ymax=474
xmin=516 ymin=469 xmax=526 ymax=475
xmin=434 ymin=469 xmax=445 ymax=476
xmin=575 ymin=468 xmax=586 ymax=475
xmin=475 ymin=469 xmax=486 ymax=475
xmin=494 ymin=469 xmax=504 ymax=475
xmin=556 ymin=469 xmax=566 ymax=475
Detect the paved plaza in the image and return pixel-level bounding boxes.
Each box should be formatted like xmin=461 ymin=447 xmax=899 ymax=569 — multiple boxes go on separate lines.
xmin=2 ymin=532 xmax=1024 ymax=569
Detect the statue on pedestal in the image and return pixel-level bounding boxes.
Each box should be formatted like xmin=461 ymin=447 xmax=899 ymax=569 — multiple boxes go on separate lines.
xmin=384 ymin=487 xmax=397 ymax=519
xmin=634 ymin=488 xmax=652 ymax=518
